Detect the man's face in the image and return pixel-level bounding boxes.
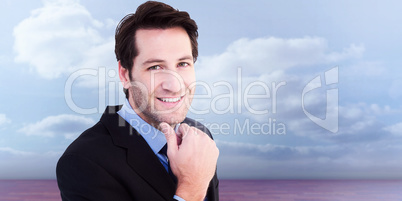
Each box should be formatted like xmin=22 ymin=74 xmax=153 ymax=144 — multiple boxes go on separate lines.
xmin=122 ymin=27 xmax=196 ymax=127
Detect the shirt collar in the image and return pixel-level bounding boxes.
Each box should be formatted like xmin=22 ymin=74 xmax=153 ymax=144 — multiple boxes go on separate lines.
xmin=117 ymin=98 xmax=166 ymax=154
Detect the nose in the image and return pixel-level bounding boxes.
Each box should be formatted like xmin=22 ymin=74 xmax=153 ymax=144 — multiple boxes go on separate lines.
xmin=160 ymin=70 xmax=184 ymax=94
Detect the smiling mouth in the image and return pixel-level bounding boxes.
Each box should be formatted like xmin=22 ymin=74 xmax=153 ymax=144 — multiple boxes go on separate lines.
xmin=157 ymin=96 xmax=184 ymax=103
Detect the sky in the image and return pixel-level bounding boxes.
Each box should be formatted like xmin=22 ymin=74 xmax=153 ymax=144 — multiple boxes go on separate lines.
xmin=1 ymin=0 xmax=402 ymax=179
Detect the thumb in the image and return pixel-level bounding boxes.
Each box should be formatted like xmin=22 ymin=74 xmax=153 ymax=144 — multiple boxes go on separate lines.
xmin=159 ymin=122 xmax=178 ymax=155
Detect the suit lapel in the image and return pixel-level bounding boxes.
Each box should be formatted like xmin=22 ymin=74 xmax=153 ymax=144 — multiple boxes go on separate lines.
xmin=100 ymin=106 xmax=176 ymax=200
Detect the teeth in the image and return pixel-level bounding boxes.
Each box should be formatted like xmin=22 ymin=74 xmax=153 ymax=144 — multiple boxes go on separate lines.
xmin=160 ymin=97 xmax=181 ymax=103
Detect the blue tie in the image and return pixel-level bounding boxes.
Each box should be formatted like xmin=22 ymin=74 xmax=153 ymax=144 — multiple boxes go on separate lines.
xmin=160 ymin=144 xmax=177 ymax=184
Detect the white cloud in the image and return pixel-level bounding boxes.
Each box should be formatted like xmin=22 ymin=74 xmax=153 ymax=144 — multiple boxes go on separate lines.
xmin=300 ymin=103 xmax=394 ymax=142
xmin=13 ymin=0 xmax=115 ymax=81
xmin=197 ymin=36 xmax=364 ymax=79
xmin=384 ymin=122 xmax=402 ymax=136
xmin=0 ymin=147 xmax=33 ymax=156
xmin=18 ymin=114 xmax=95 ymax=139
xmin=194 ymin=36 xmax=363 ymax=118
xmin=345 ymin=61 xmax=387 ymax=77
xmin=338 ymin=103 xmax=395 ymax=132
xmin=325 ymin=43 xmax=364 ymax=62
xmin=0 ymin=114 xmax=11 ymax=126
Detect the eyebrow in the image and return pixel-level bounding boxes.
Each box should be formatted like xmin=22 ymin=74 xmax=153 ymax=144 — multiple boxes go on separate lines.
xmin=141 ymin=55 xmax=193 ymax=66
xmin=142 ymin=59 xmax=165 ymax=66
xmin=178 ymin=55 xmax=193 ymax=61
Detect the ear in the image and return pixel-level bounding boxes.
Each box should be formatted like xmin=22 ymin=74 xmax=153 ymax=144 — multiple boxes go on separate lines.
xmin=118 ymin=61 xmax=131 ymax=89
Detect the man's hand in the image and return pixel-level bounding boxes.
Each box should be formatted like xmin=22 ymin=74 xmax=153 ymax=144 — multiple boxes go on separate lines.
xmin=160 ymin=122 xmax=219 ymax=201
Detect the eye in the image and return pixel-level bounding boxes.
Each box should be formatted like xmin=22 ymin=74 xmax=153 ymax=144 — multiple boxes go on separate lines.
xmin=148 ymin=65 xmax=161 ymax=70
xmin=178 ymin=62 xmax=189 ymax=67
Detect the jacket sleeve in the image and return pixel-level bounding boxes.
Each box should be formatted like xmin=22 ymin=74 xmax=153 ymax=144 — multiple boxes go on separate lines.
xmin=56 ymin=154 xmax=132 ymax=201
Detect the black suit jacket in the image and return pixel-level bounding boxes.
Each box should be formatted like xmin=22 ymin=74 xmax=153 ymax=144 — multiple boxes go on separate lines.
xmin=57 ymin=106 xmax=219 ymax=201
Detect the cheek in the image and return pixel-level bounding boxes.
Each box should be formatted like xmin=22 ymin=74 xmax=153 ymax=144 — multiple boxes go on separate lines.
xmin=182 ymin=70 xmax=196 ymax=87
xmin=131 ymin=73 xmax=155 ymax=94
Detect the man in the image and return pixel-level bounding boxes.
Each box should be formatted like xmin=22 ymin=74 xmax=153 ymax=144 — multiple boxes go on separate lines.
xmin=56 ymin=1 xmax=219 ymax=201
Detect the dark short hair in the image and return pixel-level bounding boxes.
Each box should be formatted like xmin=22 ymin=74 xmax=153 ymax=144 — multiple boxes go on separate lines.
xmin=115 ymin=1 xmax=198 ymax=76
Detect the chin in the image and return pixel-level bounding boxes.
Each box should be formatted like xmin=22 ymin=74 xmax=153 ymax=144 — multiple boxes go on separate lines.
xmin=155 ymin=112 xmax=187 ymax=125
xmin=160 ymin=116 xmax=185 ymax=125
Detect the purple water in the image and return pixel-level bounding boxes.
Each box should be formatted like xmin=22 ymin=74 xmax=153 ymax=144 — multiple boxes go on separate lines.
xmin=1 ymin=180 xmax=401 ymax=201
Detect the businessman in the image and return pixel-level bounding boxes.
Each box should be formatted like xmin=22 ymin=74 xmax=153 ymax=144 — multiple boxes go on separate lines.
xmin=56 ymin=1 xmax=219 ymax=201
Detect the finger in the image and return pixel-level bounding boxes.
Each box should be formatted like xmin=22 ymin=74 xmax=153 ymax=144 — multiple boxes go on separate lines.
xmin=174 ymin=123 xmax=183 ymax=145
xmin=159 ymin=122 xmax=178 ymax=154
xmin=177 ymin=123 xmax=191 ymax=141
